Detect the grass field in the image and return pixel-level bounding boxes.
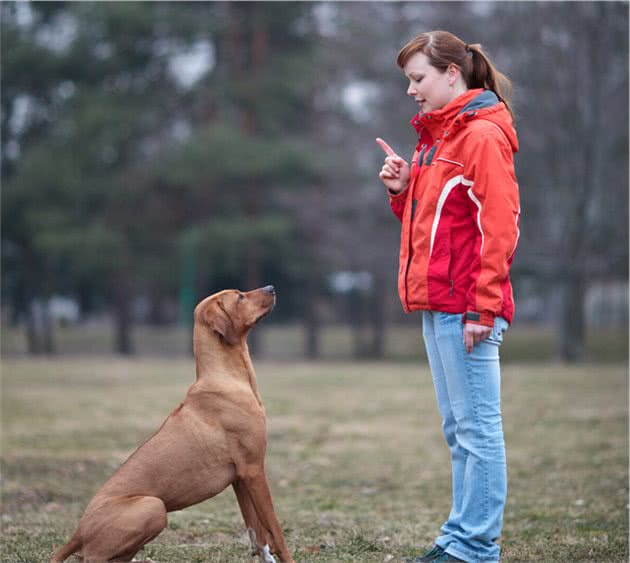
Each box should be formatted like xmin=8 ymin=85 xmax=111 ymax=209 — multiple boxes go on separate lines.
xmin=1 ymin=357 xmax=628 ymax=562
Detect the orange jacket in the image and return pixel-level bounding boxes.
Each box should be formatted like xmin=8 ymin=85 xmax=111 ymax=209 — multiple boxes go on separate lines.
xmin=389 ymin=88 xmax=520 ymax=327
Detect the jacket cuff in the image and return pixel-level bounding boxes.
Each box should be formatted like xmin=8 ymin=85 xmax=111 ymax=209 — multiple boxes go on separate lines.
xmin=388 ymin=186 xmax=408 ymax=199
xmin=463 ymin=310 xmax=495 ymax=327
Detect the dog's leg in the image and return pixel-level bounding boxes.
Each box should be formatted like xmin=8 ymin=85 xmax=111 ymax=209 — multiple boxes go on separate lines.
xmin=50 ymin=533 xmax=82 ymax=562
xmin=238 ymin=468 xmax=294 ymax=563
xmin=260 ymin=544 xmax=277 ymax=563
xmin=246 ymin=529 xmax=277 ymax=563
xmin=79 ymin=496 xmax=167 ymax=563
xmin=233 ymin=481 xmax=276 ymax=562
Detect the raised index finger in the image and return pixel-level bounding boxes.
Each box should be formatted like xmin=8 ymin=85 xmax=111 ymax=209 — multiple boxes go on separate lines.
xmin=376 ymin=137 xmax=397 ymax=158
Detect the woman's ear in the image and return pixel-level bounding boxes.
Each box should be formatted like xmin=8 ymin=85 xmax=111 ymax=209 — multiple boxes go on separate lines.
xmin=203 ymin=299 xmax=239 ymax=346
xmin=447 ymin=63 xmax=460 ymax=86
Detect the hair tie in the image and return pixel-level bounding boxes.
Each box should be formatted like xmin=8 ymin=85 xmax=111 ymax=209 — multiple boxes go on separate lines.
xmin=465 ymin=44 xmax=471 ymax=53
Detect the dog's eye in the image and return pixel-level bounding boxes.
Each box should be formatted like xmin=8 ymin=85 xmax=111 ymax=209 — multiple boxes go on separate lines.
xmin=238 ymin=293 xmax=244 ymax=301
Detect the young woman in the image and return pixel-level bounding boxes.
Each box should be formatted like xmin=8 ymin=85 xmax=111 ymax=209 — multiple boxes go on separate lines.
xmin=377 ymin=31 xmax=520 ymax=563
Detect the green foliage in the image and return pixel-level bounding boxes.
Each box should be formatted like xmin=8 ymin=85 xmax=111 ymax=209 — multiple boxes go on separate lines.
xmin=182 ymin=215 xmax=294 ymax=279
xmin=162 ymin=123 xmax=320 ymax=190
xmin=2 ymin=1 xmax=321 ymax=323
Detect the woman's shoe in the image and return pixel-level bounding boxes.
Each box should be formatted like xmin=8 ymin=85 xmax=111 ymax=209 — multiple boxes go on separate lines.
xmin=404 ymin=545 xmax=445 ymax=562
xmin=432 ymin=551 xmax=466 ymax=562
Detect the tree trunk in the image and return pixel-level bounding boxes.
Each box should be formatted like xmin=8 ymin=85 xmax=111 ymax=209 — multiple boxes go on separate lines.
xmin=554 ymin=5 xmax=609 ymax=363
xmin=26 ymin=298 xmax=55 ymax=355
xmin=41 ymin=301 xmax=55 ymax=354
xmin=368 ymin=271 xmax=386 ymax=359
xmin=113 ymin=276 xmax=133 ymax=355
xmin=239 ymin=7 xmax=269 ymax=359
xmin=244 ymin=244 xmax=262 ymax=357
xmin=557 ymin=275 xmax=587 ymax=363
xmin=179 ymin=240 xmax=197 ymax=356
xmin=304 ymin=268 xmax=321 ymax=359
xmin=26 ymin=308 xmax=39 ymax=355
xmin=350 ymin=292 xmax=366 ymax=359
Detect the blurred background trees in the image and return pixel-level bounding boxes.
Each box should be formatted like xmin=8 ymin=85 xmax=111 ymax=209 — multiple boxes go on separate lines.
xmin=2 ymin=1 xmax=627 ymax=362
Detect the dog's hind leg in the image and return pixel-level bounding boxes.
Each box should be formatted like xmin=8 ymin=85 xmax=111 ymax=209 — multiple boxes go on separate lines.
xmin=79 ymin=496 xmax=167 ymax=563
xmin=50 ymin=533 xmax=82 ymax=562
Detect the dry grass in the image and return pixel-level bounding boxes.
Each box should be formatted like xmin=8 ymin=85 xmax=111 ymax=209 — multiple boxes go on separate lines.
xmin=1 ymin=357 xmax=628 ymax=562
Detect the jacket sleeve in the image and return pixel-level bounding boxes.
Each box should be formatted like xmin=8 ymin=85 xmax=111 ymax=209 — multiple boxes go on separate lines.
xmin=387 ymin=148 xmax=417 ymax=222
xmin=388 ymin=186 xmax=409 ymax=222
xmin=463 ymin=128 xmax=520 ymax=327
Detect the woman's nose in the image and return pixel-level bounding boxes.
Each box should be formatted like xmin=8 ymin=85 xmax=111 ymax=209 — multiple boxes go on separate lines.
xmin=407 ymin=83 xmax=416 ymax=96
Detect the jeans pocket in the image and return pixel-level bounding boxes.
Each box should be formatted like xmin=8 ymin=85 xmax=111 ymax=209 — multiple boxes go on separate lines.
xmin=436 ymin=311 xmax=463 ymax=326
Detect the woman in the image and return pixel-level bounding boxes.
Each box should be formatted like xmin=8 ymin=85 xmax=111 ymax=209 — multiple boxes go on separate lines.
xmin=376 ymin=31 xmax=520 ymax=563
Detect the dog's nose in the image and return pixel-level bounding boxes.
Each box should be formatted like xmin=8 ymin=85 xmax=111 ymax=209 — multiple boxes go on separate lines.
xmin=263 ymin=285 xmax=275 ymax=295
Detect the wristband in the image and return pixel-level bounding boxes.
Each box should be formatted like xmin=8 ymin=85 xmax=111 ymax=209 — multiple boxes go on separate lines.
xmin=463 ymin=311 xmax=481 ymax=322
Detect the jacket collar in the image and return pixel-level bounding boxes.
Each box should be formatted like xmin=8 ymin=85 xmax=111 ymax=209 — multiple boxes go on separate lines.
xmin=410 ymin=88 xmax=490 ymax=138
xmin=459 ymin=89 xmax=499 ymax=113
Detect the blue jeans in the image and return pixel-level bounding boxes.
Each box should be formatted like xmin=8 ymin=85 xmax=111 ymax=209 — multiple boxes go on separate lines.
xmin=422 ymin=311 xmax=509 ymax=563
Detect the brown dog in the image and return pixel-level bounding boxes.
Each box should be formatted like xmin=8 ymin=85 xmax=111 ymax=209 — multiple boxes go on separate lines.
xmin=51 ymin=286 xmax=294 ymax=563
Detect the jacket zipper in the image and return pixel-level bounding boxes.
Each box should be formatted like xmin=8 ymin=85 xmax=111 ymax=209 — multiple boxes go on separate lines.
xmin=404 ymin=134 xmax=441 ymax=310
xmin=404 ymin=196 xmax=417 ymax=311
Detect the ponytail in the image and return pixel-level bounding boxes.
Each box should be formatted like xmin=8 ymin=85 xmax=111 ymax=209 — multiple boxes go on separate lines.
xmin=467 ymin=43 xmax=514 ymax=121
xmin=397 ymin=31 xmax=515 ymax=121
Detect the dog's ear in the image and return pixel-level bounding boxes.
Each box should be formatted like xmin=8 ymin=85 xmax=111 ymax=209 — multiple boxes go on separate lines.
xmin=203 ymin=300 xmax=239 ymax=346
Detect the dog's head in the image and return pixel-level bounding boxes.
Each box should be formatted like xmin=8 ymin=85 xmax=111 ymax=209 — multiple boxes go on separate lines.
xmin=194 ymin=286 xmax=276 ymax=346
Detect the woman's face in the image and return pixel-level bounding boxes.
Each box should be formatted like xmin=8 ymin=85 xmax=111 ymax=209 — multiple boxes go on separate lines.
xmin=403 ymin=52 xmax=457 ymax=114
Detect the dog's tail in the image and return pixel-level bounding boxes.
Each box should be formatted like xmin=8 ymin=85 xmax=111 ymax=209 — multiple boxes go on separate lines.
xmin=50 ymin=533 xmax=81 ymax=563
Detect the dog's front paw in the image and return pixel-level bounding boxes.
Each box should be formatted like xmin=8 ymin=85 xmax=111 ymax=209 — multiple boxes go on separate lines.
xmin=261 ymin=544 xmax=277 ymax=563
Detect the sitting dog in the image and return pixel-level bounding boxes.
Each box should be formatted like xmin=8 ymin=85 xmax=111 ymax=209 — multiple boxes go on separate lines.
xmin=51 ymin=286 xmax=293 ymax=563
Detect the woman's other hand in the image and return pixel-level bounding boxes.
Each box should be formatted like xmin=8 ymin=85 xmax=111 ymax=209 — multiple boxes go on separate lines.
xmin=463 ymin=323 xmax=493 ymax=353
xmin=376 ymin=137 xmax=410 ymax=194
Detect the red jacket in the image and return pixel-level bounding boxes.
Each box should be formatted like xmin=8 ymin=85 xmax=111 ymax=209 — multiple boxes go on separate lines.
xmin=389 ymin=88 xmax=520 ymax=327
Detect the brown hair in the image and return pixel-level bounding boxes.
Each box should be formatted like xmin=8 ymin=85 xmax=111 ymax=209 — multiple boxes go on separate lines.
xmin=397 ymin=30 xmax=514 ymax=120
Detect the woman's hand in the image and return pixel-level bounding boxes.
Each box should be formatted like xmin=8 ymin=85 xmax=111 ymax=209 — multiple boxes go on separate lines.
xmin=463 ymin=323 xmax=492 ymax=353
xmin=376 ymin=137 xmax=410 ymax=194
